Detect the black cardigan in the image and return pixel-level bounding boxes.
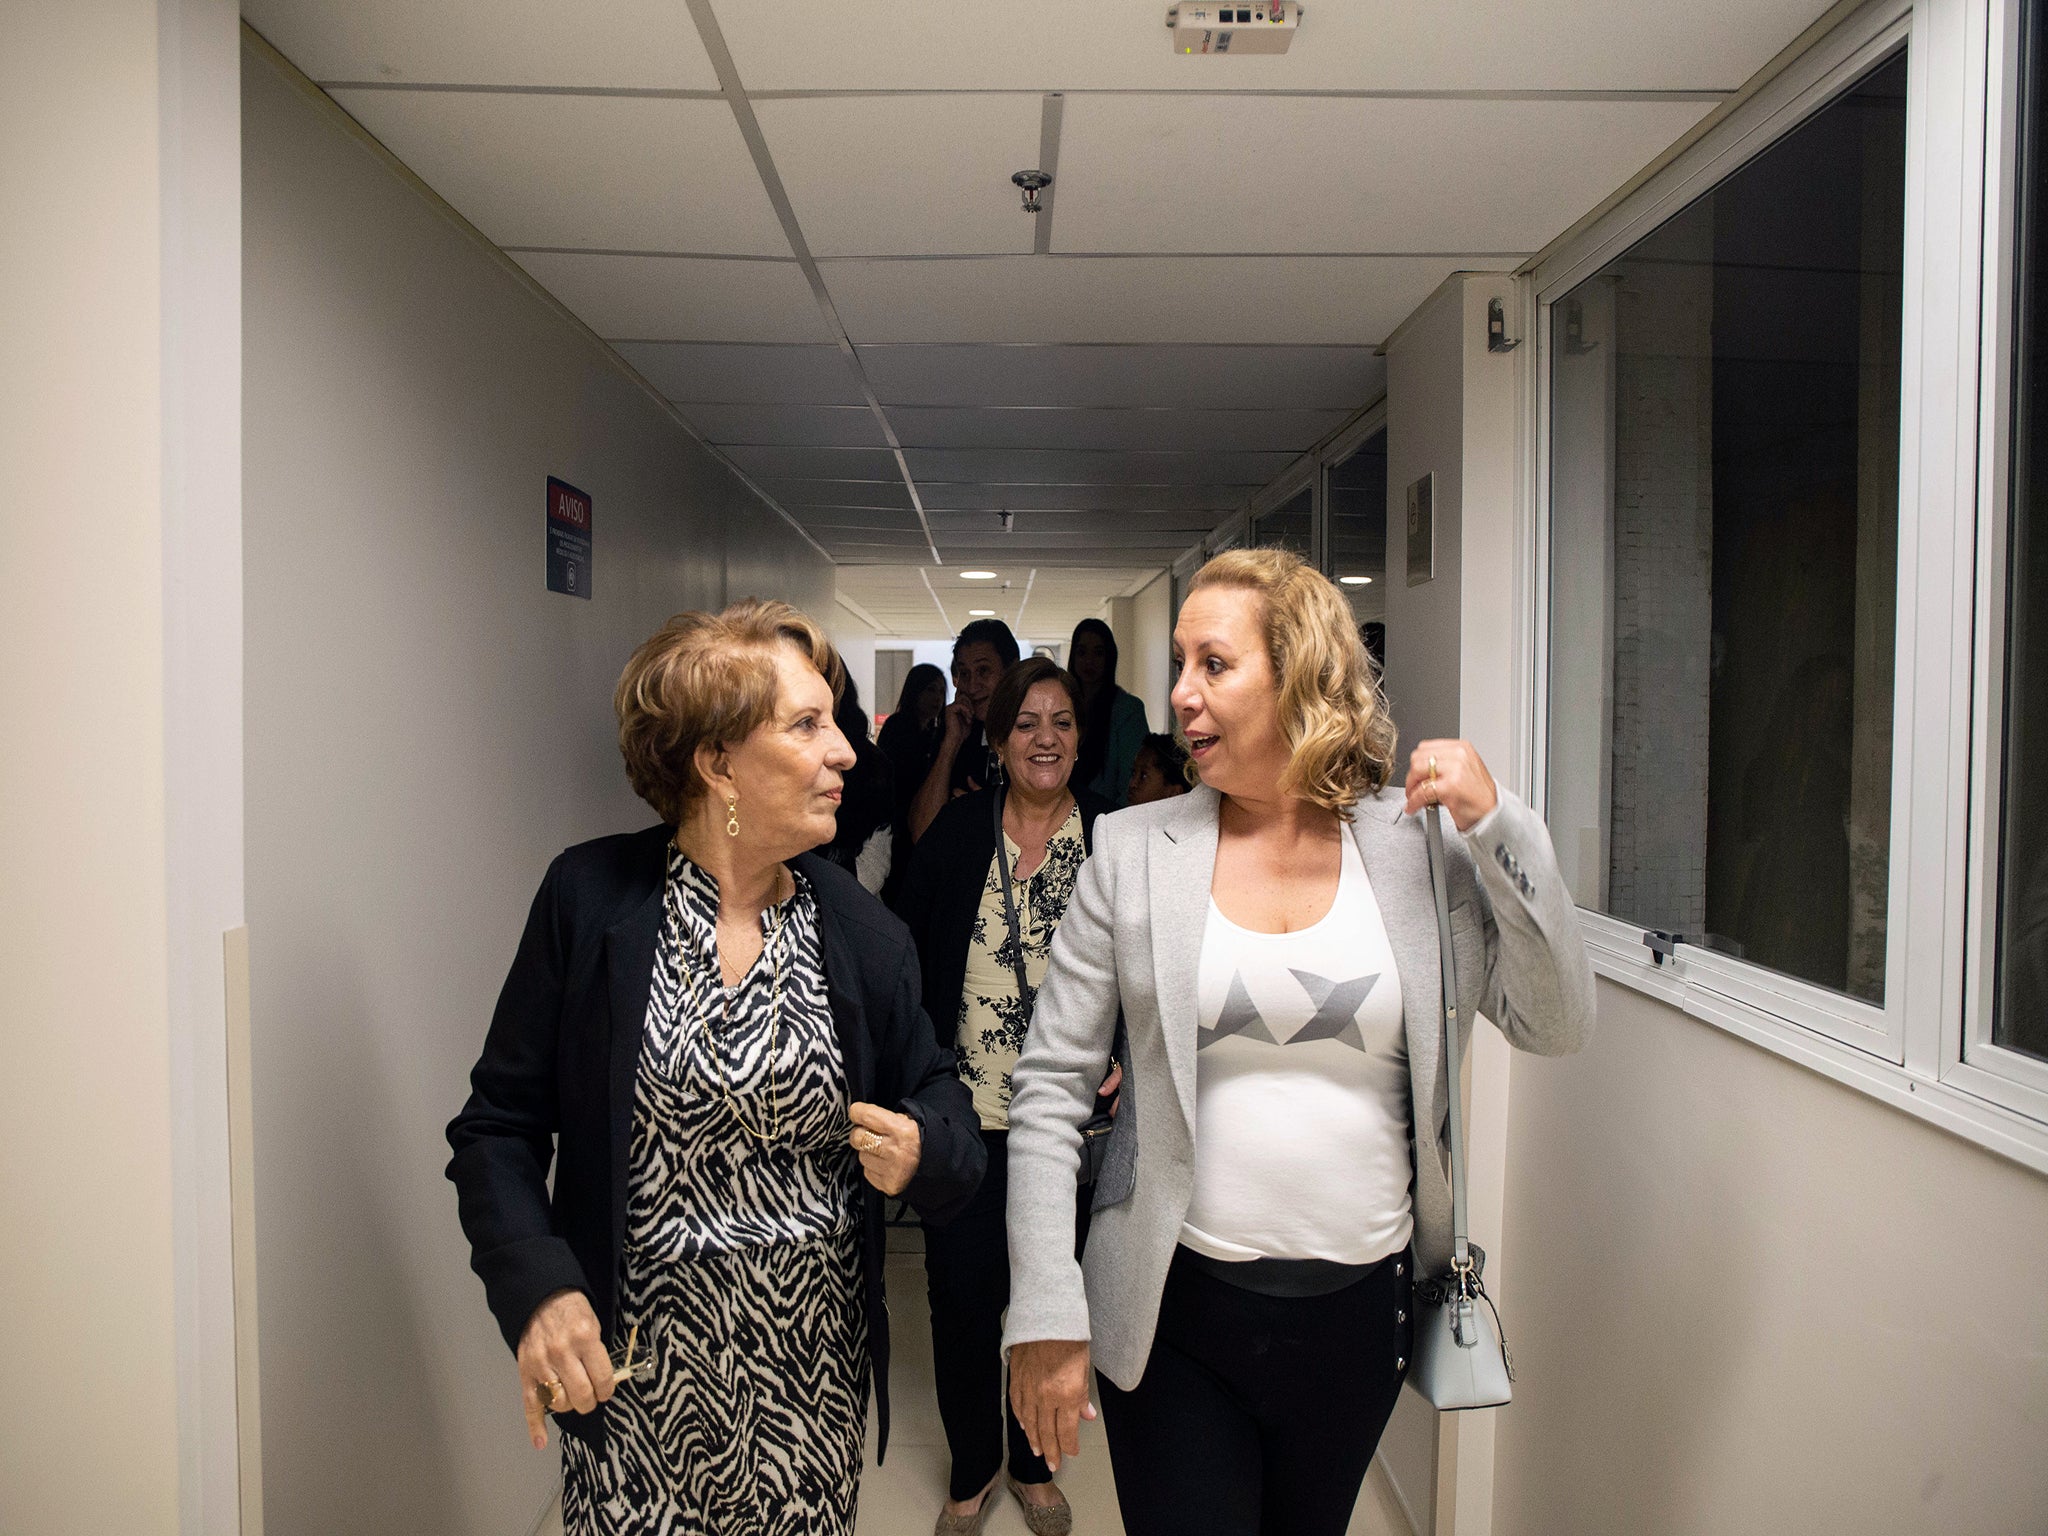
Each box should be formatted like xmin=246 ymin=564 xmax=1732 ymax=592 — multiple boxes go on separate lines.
xmin=445 ymin=825 xmax=985 ymax=1458
xmin=894 ymin=787 xmax=1113 ymax=1051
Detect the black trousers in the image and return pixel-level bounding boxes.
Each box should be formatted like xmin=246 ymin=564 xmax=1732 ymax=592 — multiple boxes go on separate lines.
xmin=1096 ymin=1245 xmax=1413 ymax=1536
xmin=923 ymin=1128 xmax=1090 ymax=1502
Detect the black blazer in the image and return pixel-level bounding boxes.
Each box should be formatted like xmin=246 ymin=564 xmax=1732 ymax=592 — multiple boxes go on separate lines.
xmin=893 ymin=787 xmax=1113 ymax=1051
xmin=445 ymin=825 xmax=985 ymax=1458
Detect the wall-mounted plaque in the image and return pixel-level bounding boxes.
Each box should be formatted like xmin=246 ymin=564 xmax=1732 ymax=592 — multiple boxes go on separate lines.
xmin=546 ymin=477 xmax=592 ymax=599
xmin=1405 ymin=472 xmax=1435 ymax=587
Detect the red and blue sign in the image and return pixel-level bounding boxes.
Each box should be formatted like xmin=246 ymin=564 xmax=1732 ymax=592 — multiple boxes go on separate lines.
xmin=546 ymin=477 xmax=592 ymax=599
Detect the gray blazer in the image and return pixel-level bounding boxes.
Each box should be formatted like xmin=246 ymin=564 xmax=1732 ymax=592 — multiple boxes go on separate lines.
xmin=1002 ymin=781 xmax=1596 ymax=1390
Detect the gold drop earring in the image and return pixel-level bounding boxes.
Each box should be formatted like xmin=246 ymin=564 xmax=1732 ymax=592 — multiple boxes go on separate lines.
xmin=726 ymin=794 xmax=740 ymax=838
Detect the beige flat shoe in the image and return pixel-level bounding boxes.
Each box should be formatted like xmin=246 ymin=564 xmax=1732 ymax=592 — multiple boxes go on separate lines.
xmin=934 ymin=1474 xmax=998 ymax=1536
xmin=1005 ymin=1473 xmax=1074 ymax=1536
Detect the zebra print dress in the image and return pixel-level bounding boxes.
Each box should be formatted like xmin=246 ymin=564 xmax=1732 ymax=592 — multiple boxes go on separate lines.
xmin=562 ymin=849 xmax=868 ymax=1536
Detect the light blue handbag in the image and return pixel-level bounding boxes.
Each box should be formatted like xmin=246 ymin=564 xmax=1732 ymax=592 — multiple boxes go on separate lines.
xmin=1409 ymin=802 xmax=1516 ymax=1410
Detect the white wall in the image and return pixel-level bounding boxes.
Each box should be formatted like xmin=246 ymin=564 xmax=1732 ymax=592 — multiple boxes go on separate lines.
xmin=1 ymin=6 xmax=185 ymax=1532
xmin=1493 ymin=981 xmax=2048 ymax=1534
xmin=1127 ymin=572 xmax=1175 ymax=729
xmin=241 ymin=41 xmax=831 ymax=1536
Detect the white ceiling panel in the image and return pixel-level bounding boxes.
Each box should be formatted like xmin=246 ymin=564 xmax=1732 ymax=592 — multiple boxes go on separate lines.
xmin=822 ymin=255 xmax=1495 ymax=344
xmin=835 ymin=563 xmax=1162 ymax=638
xmin=857 ymin=343 xmax=1385 ymax=409
xmin=244 ymin=0 xmax=719 ymax=90
xmin=904 ymin=447 xmax=1297 ymax=484
xmin=672 ymin=403 xmax=886 ymax=447
xmin=329 ymin=90 xmax=786 ymax=253
xmin=613 ymin=343 xmax=863 ymax=404
xmin=511 ymin=253 xmax=832 ymax=343
xmin=764 ymin=478 xmax=916 ymax=510
xmin=919 ymin=481 xmax=1260 ymax=512
xmin=929 ymin=509 xmax=1219 ymax=534
xmin=890 ymin=405 xmax=1348 ymax=453
xmin=1055 ymin=94 xmax=1715 ymax=255
xmin=723 ymin=445 xmax=903 ymax=479
xmin=710 ymin=0 xmax=1823 ymax=92
xmin=756 ymin=95 xmax=1043 ymax=256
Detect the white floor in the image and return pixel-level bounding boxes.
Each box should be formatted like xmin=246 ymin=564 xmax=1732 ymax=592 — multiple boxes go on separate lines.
xmin=536 ymin=1231 xmax=1415 ymax=1536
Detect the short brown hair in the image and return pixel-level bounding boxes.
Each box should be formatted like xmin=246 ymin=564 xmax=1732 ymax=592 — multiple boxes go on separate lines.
xmin=1187 ymin=547 xmax=1397 ymax=814
xmin=614 ymin=599 xmax=844 ymax=825
xmin=985 ymin=656 xmax=1084 ymax=749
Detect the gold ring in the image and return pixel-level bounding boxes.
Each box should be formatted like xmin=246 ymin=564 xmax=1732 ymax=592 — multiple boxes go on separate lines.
xmin=540 ymin=1379 xmax=565 ymax=1410
xmin=862 ymin=1131 xmax=884 ymax=1153
xmin=1429 ymin=754 xmax=1438 ymax=782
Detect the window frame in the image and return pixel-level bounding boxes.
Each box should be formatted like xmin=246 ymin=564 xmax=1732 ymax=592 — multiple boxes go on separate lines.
xmin=1530 ymin=0 xmax=2048 ymax=1171
xmin=1956 ymin=0 xmax=2048 ymax=1123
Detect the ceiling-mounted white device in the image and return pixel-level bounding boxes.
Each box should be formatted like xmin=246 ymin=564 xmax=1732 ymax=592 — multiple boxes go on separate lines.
xmin=1167 ymin=3 xmax=1302 ymax=54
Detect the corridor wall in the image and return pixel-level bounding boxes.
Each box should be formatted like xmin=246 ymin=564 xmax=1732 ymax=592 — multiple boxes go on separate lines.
xmin=241 ymin=39 xmax=831 ymax=1536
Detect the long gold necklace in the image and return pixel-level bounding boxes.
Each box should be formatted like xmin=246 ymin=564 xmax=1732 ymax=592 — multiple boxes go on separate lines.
xmin=675 ymin=893 xmax=787 ymax=1143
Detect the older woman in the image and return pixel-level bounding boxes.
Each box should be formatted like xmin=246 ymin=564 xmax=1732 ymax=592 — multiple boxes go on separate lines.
xmin=1003 ymin=549 xmax=1596 ymax=1536
xmin=896 ymin=657 xmax=1115 ymax=1536
xmin=446 ymin=600 xmax=984 ymax=1536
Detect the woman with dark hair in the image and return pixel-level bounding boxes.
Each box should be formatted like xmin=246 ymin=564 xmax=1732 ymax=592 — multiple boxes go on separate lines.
xmin=819 ymin=673 xmax=896 ymax=893
xmin=897 ymin=657 xmax=1119 ymax=1536
xmin=1067 ymin=618 xmax=1150 ymax=809
xmin=1125 ymin=732 xmax=1191 ymax=807
xmin=879 ymin=664 xmax=948 ymax=898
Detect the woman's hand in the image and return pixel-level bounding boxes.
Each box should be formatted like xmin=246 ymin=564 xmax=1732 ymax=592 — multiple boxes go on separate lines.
xmin=1097 ymin=1060 xmax=1123 ymax=1117
xmin=1403 ymin=738 xmax=1499 ymax=833
xmin=515 ymin=1288 xmax=613 ymax=1449
xmin=848 ymin=1102 xmax=922 ymax=1196
xmin=1009 ymin=1339 xmax=1097 ymax=1473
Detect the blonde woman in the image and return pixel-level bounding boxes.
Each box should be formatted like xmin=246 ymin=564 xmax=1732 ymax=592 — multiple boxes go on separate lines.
xmin=1002 ymin=549 xmax=1595 ymax=1536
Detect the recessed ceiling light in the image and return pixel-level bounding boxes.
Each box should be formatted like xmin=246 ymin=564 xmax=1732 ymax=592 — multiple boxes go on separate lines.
xmin=1340 ymin=575 xmax=1373 ymax=586
xmin=968 ymin=608 xmax=997 ymax=617
xmin=960 ymin=570 xmax=998 ymax=580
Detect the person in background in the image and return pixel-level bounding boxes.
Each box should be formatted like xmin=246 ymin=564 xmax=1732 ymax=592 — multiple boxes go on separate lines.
xmin=446 ymin=600 xmax=984 ymax=1536
xmin=1003 ymin=549 xmax=1595 ymax=1536
xmin=907 ymin=620 xmax=1020 ymax=843
xmin=1067 ymin=618 xmax=1149 ymax=809
xmin=819 ymin=673 xmax=896 ymax=895
xmin=897 ymin=657 xmax=1117 ymax=1536
xmin=1125 ymin=732 xmax=1191 ymax=808
xmin=879 ymin=663 xmax=948 ymax=901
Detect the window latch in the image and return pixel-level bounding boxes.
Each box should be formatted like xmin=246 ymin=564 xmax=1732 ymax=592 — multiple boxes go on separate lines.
xmin=1643 ymin=930 xmax=1685 ymax=966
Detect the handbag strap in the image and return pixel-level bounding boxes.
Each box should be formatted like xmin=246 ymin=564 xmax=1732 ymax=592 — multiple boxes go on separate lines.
xmin=1422 ymin=802 xmax=1473 ymax=1277
xmin=993 ymin=785 xmax=1035 ymax=1008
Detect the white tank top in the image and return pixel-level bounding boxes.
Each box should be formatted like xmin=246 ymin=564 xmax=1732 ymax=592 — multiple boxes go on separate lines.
xmin=1179 ymin=829 xmax=1414 ymax=1266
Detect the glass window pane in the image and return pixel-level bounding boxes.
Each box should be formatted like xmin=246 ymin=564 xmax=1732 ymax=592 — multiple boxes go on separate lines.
xmin=1997 ymin=7 xmax=2048 ymax=1063
xmin=1252 ymin=485 xmax=1313 ymax=556
xmin=1327 ymin=430 xmax=1388 ymax=674
xmin=1546 ymin=51 xmax=1906 ymax=1006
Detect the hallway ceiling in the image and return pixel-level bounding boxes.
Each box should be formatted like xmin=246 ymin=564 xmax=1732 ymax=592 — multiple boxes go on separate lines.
xmin=243 ymin=0 xmax=1835 ymax=638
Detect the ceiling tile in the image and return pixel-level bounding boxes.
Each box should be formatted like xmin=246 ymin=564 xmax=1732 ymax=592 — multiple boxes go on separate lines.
xmin=903 ymin=446 xmax=1296 ymax=484
xmin=821 ymin=255 xmax=1496 ymax=343
xmin=928 ymin=509 xmax=1218 ymax=534
xmin=245 ymin=0 xmax=719 ymax=89
xmin=1055 ymin=95 xmax=1715 ymax=255
xmin=918 ymin=481 xmax=1259 ymax=512
xmin=763 ymin=478 xmax=916 ymax=510
xmin=722 ymin=445 xmax=904 ymax=479
xmin=857 ymin=343 xmax=1386 ymax=409
xmin=890 ymin=405 xmax=1348 ymax=452
xmin=756 ymin=95 xmax=1042 ymax=256
xmin=612 ymin=342 xmax=863 ymax=403
xmin=712 ymin=0 xmax=1823 ymax=92
xmin=511 ymin=253 xmax=833 ymax=342
xmin=330 ymin=90 xmax=786 ymax=253
xmin=673 ymin=402 xmax=886 ymax=447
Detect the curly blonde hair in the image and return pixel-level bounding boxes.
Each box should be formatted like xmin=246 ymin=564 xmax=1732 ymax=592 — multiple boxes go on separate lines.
xmin=614 ymin=599 xmax=844 ymax=825
xmin=1186 ymin=547 xmax=1397 ymax=815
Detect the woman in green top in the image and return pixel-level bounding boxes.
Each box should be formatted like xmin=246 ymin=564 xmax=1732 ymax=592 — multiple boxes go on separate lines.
xmin=1068 ymin=618 xmax=1151 ymax=809
xmin=895 ymin=657 xmax=1117 ymax=1536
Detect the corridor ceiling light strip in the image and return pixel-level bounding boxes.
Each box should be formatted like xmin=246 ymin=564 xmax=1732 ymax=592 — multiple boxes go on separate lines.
xmin=1033 ymin=93 xmax=1064 ymax=256
xmin=682 ymin=0 xmax=941 ymax=566
xmin=1013 ymin=568 xmax=1039 ymax=636
xmin=918 ymin=566 xmax=956 ymax=636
